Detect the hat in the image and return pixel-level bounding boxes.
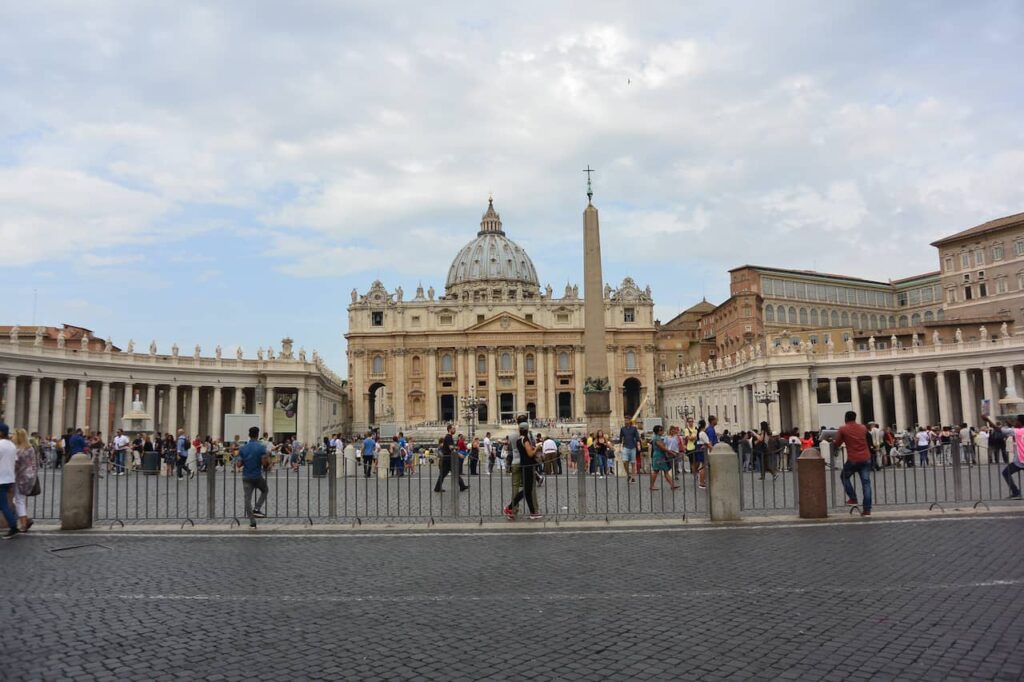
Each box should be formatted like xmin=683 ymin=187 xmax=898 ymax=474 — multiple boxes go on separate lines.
xmin=518 ymin=422 xmax=529 ymax=433
xmin=0 ymin=422 xmax=8 ymax=436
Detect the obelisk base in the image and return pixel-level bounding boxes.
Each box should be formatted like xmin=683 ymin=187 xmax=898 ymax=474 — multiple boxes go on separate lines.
xmin=584 ymin=390 xmax=613 ymax=434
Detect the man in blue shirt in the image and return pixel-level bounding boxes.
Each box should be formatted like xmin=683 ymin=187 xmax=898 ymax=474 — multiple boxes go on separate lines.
xmin=175 ymin=429 xmax=190 ymax=479
xmin=68 ymin=428 xmax=87 ymax=457
xmin=361 ymin=432 xmax=377 ymax=477
xmin=706 ymin=415 xmax=719 ymax=447
xmin=618 ymin=420 xmax=641 ymax=482
xmin=239 ymin=426 xmax=269 ymax=528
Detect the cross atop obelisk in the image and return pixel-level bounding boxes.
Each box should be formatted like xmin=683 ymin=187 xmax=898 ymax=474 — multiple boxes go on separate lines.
xmin=581 ymin=166 xmax=612 ymax=432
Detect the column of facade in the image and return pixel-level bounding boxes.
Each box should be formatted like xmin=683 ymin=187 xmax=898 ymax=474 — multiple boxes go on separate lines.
xmin=51 ymin=379 xmax=65 ymax=437
xmin=914 ymin=373 xmax=928 ymax=428
xmin=892 ymin=374 xmax=906 ymax=429
xmin=644 ymin=345 xmax=656 ymax=416
xmin=425 ymin=350 xmax=438 ymax=422
xmin=574 ymin=346 xmax=585 ymax=420
xmin=936 ymin=371 xmax=951 ymax=428
xmin=211 ymin=386 xmax=223 ymax=440
xmin=536 ymin=346 xmax=547 ymax=419
xmin=828 ymin=377 xmax=838 ymax=404
xmin=393 ymin=350 xmax=407 ymax=425
xmin=850 ymin=377 xmax=862 ymax=420
xmin=4 ymin=376 xmax=17 ymax=426
xmin=296 ymin=387 xmax=307 ymax=443
xmin=75 ymin=380 xmax=87 ymax=430
xmin=958 ymin=369 xmax=973 ymax=427
xmin=146 ymin=384 xmax=157 ymax=427
xmin=768 ymin=381 xmax=782 ymax=430
xmin=870 ymin=375 xmax=884 ymax=426
xmin=233 ymin=387 xmax=244 ymax=414
xmin=99 ymin=381 xmax=111 ymax=438
xmin=606 ymin=345 xmax=618 ymax=423
xmin=981 ymin=367 xmax=995 ymax=419
xmin=455 ymin=348 xmax=466 ymax=402
xmin=800 ymin=378 xmax=813 ymax=432
xmin=28 ymin=376 xmax=41 ymax=435
xmin=515 ymin=347 xmax=526 ymax=416
xmin=123 ymin=382 xmax=134 ymax=418
xmin=166 ymin=385 xmax=178 ymax=433
xmin=486 ymin=347 xmax=497 ymax=424
xmin=188 ymin=386 xmax=200 ymax=437
xmin=545 ymin=347 xmax=557 ymax=419
xmin=263 ymin=386 xmax=275 ymax=437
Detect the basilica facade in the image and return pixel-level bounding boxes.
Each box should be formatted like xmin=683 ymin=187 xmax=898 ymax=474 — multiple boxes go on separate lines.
xmin=345 ymin=199 xmax=657 ymax=433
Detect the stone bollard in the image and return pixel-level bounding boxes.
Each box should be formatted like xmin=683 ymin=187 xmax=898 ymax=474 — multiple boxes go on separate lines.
xmin=708 ymin=443 xmax=741 ymax=521
xmin=340 ymin=444 xmax=356 ymax=478
xmin=797 ymin=448 xmax=827 ymax=519
xmin=61 ymin=453 xmax=94 ymax=530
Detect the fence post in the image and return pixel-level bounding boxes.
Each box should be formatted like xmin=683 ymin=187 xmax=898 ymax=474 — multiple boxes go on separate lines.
xmin=450 ymin=453 xmax=459 ymax=519
xmin=328 ymin=447 xmax=337 ymax=520
xmin=576 ymin=448 xmax=587 ymax=515
xmin=206 ymin=449 xmax=216 ymax=519
xmin=797 ymin=447 xmax=827 ymax=519
xmin=708 ymin=443 xmax=741 ymax=521
xmin=61 ymin=453 xmax=94 ymax=530
xmin=951 ymin=440 xmax=963 ymax=503
xmin=791 ymin=442 xmax=801 ymax=510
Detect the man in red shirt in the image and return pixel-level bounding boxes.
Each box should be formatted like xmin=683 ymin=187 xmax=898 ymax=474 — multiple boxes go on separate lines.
xmin=832 ymin=410 xmax=873 ymax=517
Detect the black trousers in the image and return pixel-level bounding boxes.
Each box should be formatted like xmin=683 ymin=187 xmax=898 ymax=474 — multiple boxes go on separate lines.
xmin=510 ymin=464 xmax=537 ymax=513
xmin=176 ymin=454 xmax=189 ymax=478
xmin=434 ymin=457 xmax=467 ymax=491
xmin=363 ymin=456 xmax=374 ymax=478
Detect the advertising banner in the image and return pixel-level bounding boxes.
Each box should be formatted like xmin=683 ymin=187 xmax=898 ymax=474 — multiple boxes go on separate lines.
xmin=273 ymin=391 xmax=298 ymax=433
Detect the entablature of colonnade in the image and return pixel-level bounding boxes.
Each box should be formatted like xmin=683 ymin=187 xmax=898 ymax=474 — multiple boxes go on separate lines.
xmin=659 ymin=333 xmax=1024 ymax=389
xmin=0 ymin=344 xmax=345 ymax=393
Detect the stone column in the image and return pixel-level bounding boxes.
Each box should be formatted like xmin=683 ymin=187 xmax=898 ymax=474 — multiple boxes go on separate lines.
xmin=828 ymin=377 xmax=838 ymax=404
xmin=123 ymin=382 xmax=134 ymax=424
xmin=51 ymin=379 xmax=65 ymax=436
xmin=870 ymin=375 xmax=884 ymax=426
xmin=263 ymin=386 xmax=275 ymax=438
xmin=486 ymin=347 xmax=497 ymax=424
xmin=75 ymin=380 xmax=87 ymax=430
xmin=515 ymin=347 xmax=526 ymax=416
xmin=99 ymin=382 xmax=111 ymax=437
xmin=188 ymin=386 xmax=200 ymax=437
xmin=167 ymin=385 xmax=179 ymax=433
xmin=467 ymin=347 xmax=477 ymax=393
xmin=146 ymin=384 xmax=157 ymax=427
xmin=936 ymin=371 xmax=951 ymax=428
xmin=801 ymin=378 xmax=813 ymax=432
xmin=426 ymin=350 xmax=438 ymax=422
xmin=536 ymin=347 xmax=547 ymax=419
xmin=233 ymin=387 xmax=244 ymax=414
xmin=768 ymin=381 xmax=782 ymax=430
xmin=28 ymin=376 xmax=41 ymax=435
xmin=297 ymin=387 xmax=307 ymax=442
xmin=4 ymin=375 xmax=17 ymax=426
xmin=892 ymin=374 xmax=906 ymax=430
xmin=914 ymin=373 xmax=927 ymax=428
xmin=606 ymin=345 xmax=619 ymax=422
xmin=393 ymin=349 xmax=407 ymax=425
xmin=211 ymin=387 xmax=223 ymax=440
xmin=574 ymin=345 xmax=585 ymax=420
xmin=850 ymin=377 xmax=862 ymax=419
xmin=455 ymin=348 xmax=466 ymax=405
xmin=644 ymin=344 xmax=657 ymax=415
xmin=546 ymin=347 xmax=557 ymax=418
xmin=958 ymin=369 xmax=972 ymax=426
xmin=982 ymin=367 xmax=995 ymax=418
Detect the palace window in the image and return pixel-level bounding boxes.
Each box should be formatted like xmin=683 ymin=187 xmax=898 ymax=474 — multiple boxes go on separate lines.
xmin=830 ymin=310 xmax=839 ymax=326
xmin=809 ymin=309 xmax=819 ymax=326
xmin=625 ymin=350 xmax=637 ymax=370
xmin=500 ymin=352 xmax=512 ymax=372
xmin=979 ymin=283 xmax=987 ymax=297
xmin=911 ymin=313 xmax=921 ymax=326
xmin=477 ymin=314 xmax=485 ymax=323
xmin=788 ymin=307 xmax=797 ymax=324
xmin=624 ymin=307 xmax=636 ymax=323
xmin=1015 ymin=240 xmax=1024 ymax=256
xmin=558 ymin=351 xmax=570 ymax=371
xmin=992 ymin=243 xmax=1003 ymax=261
xmin=477 ymin=354 xmax=486 ymax=374
xmin=441 ymin=353 xmax=454 ymax=373
xmin=372 ymin=355 xmax=384 ymax=374
xmin=995 ymin=277 xmax=1008 ymax=294
xmin=961 ymin=252 xmax=970 ymax=268
xmin=525 ymin=354 xmax=535 ymax=373
xmin=371 ymin=311 xmax=383 ymax=326
xmin=924 ymin=310 xmax=935 ymax=321
xmin=799 ymin=308 xmax=808 ymax=325
xmin=765 ymin=306 xmax=775 ymax=323
xmin=964 ymin=286 xmax=973 ymax=300
xmin=975 ymin=249 xmax=985 ymax=266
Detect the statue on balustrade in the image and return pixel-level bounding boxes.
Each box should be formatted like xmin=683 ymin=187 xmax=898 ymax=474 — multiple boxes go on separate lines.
xmin=127 ymin=339 xmax=135 ymax=353
xmin=954 ymin=328 xmax=963 ymax=344
xmin=57 ymin=331 xmax=65 ymax=349
xmin=34 ymin=327 xmax=44 ymax=346
xmin=979 ymin=326 xmax=988 ymax=342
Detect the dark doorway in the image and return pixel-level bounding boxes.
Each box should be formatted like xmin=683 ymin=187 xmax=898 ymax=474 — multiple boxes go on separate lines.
xmin=622 ymin=378 xmax=642 ymax=419
xmin=477 ymin=404 xmax=488 ymax=423
xmin=526 ymin=402 xmax=536 ymax=420
xmin=500 ymin=393 xmax=515 ymax=422
xmin=368 ymin=382 xmax=386 ymax=424
xmin=440 ymin=394 xmax=455 ymax=422
xmin=558 ymin=392 xmax=573 ymax=419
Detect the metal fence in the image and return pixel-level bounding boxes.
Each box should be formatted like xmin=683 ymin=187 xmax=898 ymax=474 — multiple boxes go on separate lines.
xmin=27 ymin=447 xmax=712 ymax=526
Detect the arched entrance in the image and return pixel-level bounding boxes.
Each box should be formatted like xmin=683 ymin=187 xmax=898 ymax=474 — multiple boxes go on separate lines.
xmin=526 ymin=402 xmax=536 ymax=420
xmin=622 ymin=378 xmax=642 ymax=419
xmin=368 ymin=382 xmax=387 ymax=425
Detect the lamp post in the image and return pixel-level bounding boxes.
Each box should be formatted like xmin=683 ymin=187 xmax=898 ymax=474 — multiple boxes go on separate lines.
xmin=753 ymin=381 xmax=779 ymax=427
xmin=459 ymin=388 xmax=484 ymax=441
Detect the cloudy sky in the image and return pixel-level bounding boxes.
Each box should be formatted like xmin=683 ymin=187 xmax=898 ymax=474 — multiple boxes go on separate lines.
xmin=2 ymin=1 xmax=1022 ymax=373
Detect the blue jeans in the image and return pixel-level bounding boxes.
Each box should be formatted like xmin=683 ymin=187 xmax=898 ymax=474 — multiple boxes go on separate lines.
xmin=917 ymin=445 xmax=929 ymax=467
xmin=1002 ymin=462 xmax=1022 ymax=497
xmin=114 ymin=450 xmax=127 ymax=473
xmin=0 ymin=483 xmax=17 ymax=528
xmin=840 ymin=460 xmax=872 ymax=513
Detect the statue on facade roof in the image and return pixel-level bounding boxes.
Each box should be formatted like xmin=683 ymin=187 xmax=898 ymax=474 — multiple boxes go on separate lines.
xmin=954 ymin=328 xmax=963 ymax=344
xmin=171 ymin=343 xmax=179 ymax=357
xmin=912 ymin=333 xmax=920 ymax=347
xmin=104 ymin=337 xmax=112 ymax=353
xmin=890 ymin=334 xmax=897 ymax=348
xmin=299 ymin=347 xmax=306 ymax=362
xmin=932 ymin=330 xmax=941 ymax=346
xmin=9 ymin=325 xmax=19 ymax=344
xmin=267 ymin=346 xmax=275 ymax=360
xmin=80 ymin=335 xmax=89 ymax=351
xmin=194 ymin=344 xmax=201 ymax=359
xmin=604 ymin=283 xmax=612 ymax=299
xmin=127 ymin=339 xmax=135 ymax=353
xmin=545 ymin=284 xmax=552 ymax=299
xmin=351 ymin=288 xmax=358 ymax=304
xmin=1000 ymin=321 xmax=1009 ymax=338
xmin=868 ymin=336 xmax=875 ymax=351
xmin=149 ymin=340 xmax=157 ymax=355
xmin=572 ymin=284 xmax=579 ymax=298
xmin=57 ymin=331 xmax=65 ymax=349
xmin=34 ymin=327 xmax=44 ymax=346
xmin=215 ymin=345 xmax=222 ymax=360
xmin=428 ymin=286 xmax=435 ymax=301
xmin=979 ymin=325 xmax=988 ymax=342
xmin=845 ymin=337 xmax=854 ymax=352
xmin=236 ymin=346 xmax=244 ymax=360
xmin=257 ymin=347 xmax=264 ymax=361
xmin=396 ymin=286 xmax=403 ymax=302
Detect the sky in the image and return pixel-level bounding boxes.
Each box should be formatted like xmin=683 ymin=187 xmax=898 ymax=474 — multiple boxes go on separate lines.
xmin=2 ymin=1 xmax=1023 ymax=375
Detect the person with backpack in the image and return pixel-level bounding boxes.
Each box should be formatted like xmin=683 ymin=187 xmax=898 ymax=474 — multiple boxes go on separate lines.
xmin=754 ymin=421 xmax=777 ymax=480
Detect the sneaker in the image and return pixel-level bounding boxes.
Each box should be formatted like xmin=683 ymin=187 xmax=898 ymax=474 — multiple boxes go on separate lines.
xmin=528 ymin=513 xmax=543 ymax=520
xmin=846 ymin=498 xmax=858 ymax=506
xmin=2 ymin=528 xmax=19 ymax=540
xmin=249 ymin=521 xmax=257 ymax=529
xmin=861 ymin=511 xmax=872 ymax=517
xmin=698 ymin=484 xmax=707 ymax=490
xmin=252 ymin=510 xmax=267 ymax=518
xmin=1008 ymin=493 xmax=1022 ymax=500
xmin=503 ymin=506 xmax=516 ymax=521
xmin=598 ymin=475 xmax=604 ymax=479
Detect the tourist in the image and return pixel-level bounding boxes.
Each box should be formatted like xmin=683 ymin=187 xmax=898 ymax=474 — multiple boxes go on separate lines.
xmin=10 ymin=428 xmax=38 ymax=533
xmin=755 ymin=421 xmax=778 ymax=480
xmin=988 ymin=420 xmax=1009 ymax=465
xmin=175 ymin=429 xmax=191 ymax=479
xmin=683 ymin=417 xmax=698 ymax=475
xmin=983 ymin=415 xmax=1023 ymax=499
xmin=542 ymin=434 xmax=558 ymax=475
xmin=361 ymin=431 xmax=376 ymax=478
xmin=0 ymin=423 xmax=19 ymax=538
xmin=958 ymin=422 xmax=976 ymax=466
xmin=388 ymin=435 xmax=401 ymax=476
xmin=468 ymin=436 xmax=481 ymax=475
xmin=484 ymin=432 xmax=495 ymax=474
xmin=112 ymin=428 xmax=130 ymax=476
xmin=695 ymin=419 xmax=710 ymax=489
xmin=239 ymin=426 xmax=269 ymax=528
xmin=649 ymin=424 xmax=680 ymax=492
xmin=618 ymin=419 xmax=640 ymax=483
xmin=504 ymin=421 xmax=541 ymax=520
xmin=434 ymin=424 xmax=468 ymax=493
xmin=833 ymin=410 xmax=873 ymax=517
xmin=915 ymin=426 xmax=930 ymax=467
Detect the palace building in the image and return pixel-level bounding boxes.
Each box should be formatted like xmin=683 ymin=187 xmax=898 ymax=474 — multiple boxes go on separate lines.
xmin=345 ymin=199 xmax=658 ymax=433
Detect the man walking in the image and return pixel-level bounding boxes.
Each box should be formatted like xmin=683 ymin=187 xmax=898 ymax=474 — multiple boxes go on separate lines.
xmin=361 ymin=431 xmax=376 ymax=478
xmin=434 ymin=424 xmax=468 ymax=492
xmin=504 ymin=421 xmax=542 ymax=520
xmin=175 ymin=428 xmax=190 ymax=479
xmin=239 ymin=426 xmax=269 ymax=528
xmin=112 ymin=428 xmax=130 ymax=476
xmin=984 ymin=415 xmax=1023 ymax=499
xmin=618 ymin=419 xmax=641 ymax=483
xmin=833 ymin=411 xmax=873 ymax=517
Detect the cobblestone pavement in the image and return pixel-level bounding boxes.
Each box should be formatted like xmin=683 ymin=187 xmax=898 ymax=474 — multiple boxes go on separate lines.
xmin=27 ymin=460 xmax=1022 ymax=525
xmin=1 ymin=516 xmax=1022 ymax=680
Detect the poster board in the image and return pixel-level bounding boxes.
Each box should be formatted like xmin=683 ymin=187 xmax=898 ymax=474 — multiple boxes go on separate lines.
xmin=273 ymin=391 xmax=298 ymax=433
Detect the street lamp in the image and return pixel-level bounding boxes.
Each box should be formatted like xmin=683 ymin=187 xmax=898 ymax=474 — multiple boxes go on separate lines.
xmin=753 ymin=381 xmax=779 ymax=425
xmin=459 ymin=388 xmax=485 ymax=440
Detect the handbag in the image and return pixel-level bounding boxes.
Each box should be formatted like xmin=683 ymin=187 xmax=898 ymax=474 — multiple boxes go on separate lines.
xmin=28 ymin=477 xmax=41 ymax=497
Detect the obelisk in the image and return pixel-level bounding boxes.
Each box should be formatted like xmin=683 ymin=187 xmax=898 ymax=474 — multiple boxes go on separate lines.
xmin=581 ymin=167 xmax=612 ymax=433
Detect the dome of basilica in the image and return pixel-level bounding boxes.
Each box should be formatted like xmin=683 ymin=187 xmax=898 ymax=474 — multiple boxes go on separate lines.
xmin=445 ymin=199 xmax=540 ymax=294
